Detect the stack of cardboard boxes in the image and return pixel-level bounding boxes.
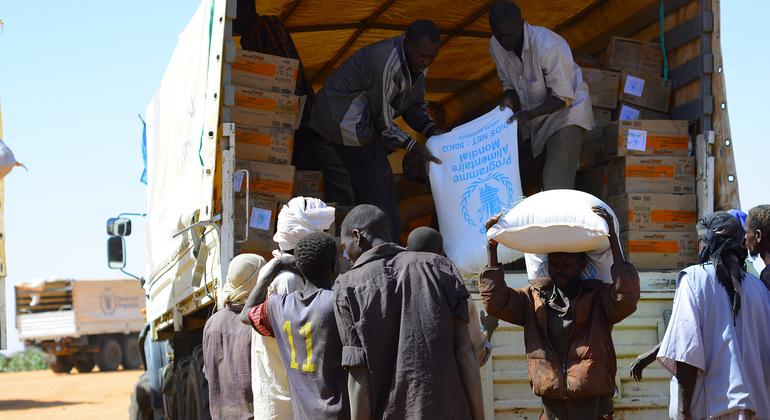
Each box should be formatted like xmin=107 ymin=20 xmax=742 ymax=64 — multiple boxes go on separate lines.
xmin=576 ymin=37 xmax=698 ymax=270
xmin=224 ymin=40 xmax=325 ymax=256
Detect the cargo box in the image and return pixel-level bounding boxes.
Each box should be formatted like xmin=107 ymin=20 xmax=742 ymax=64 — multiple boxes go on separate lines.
xmin=582 ymin=68 xmax=620 ymax=109
xmin=235 ymin=160 xmax=295 ymax=201
xmin=234 ymin=193 xmax=278 ymax=255
xmin=606 ymin=36 xmax=662 ymax=77
xmin=619 ymin=71 xmax=672 ymax=113
xmin=607 ymin=156 xmax=695 ymax=196
xmin=235 ymin=125 xmax=294 ymax=165
xmin=616 ymin=102 xmax=670 ymax=121
xmin=605 ymin=120 xmax=690 ymax=158
xmin=607 ymin=193 xmax=697 ymax=232
xmin=622 ymin=230 xmax=698 ymax=270
xmin=224 ymin=85 xmax=305 ymax=129
xmin=294 ymin=171 xmax=325 ymax=200
xmin=575 ymin=165 xmax=608 ymax=200
xmin=225 ymin=45 xmax=299 ymax=94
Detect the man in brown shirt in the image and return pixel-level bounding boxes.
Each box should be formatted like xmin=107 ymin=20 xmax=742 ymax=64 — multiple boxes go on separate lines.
xmin=479 ymin=207 xmax=639 ymax=420
xmin=333 ymin=204 xmax=484 ymax=419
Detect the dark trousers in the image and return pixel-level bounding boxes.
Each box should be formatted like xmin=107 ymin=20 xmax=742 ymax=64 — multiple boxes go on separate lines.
xmin=331 ymin=140 xmax=401 ymax=242
xmin=519 ymin=125 xmax=585 ymax=196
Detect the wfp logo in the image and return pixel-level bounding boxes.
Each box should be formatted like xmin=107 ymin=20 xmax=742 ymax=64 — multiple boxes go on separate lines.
xmin=460 ymin=173 xmax=515 ymax=233
xmin=101 ymin=288 xmax=117 ymax=315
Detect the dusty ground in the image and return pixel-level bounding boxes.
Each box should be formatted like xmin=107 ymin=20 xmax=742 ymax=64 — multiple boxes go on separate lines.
xmin=0 ymin=368 xmax=141 ymax=419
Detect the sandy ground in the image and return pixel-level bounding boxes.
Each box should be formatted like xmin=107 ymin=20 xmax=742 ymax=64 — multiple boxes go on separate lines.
xmin=0 ymin=368 xmax=141 ymax=419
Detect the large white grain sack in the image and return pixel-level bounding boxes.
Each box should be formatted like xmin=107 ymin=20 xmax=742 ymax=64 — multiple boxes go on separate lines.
xmin=427 ymin=107 xmax=523 ymax=275
xmin=487 ymin=190 xmax=620 ymax=283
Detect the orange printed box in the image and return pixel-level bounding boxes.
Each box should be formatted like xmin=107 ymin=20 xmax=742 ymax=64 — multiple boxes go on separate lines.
xmin=607 ymin=156 xmax=695 ymax=195
xmin=224 ymin=85 xmax=305 ymax=129
xmin=607 ymin=193 xmax=696 ymax=232
xmin=235 ymin=159 xmax=295 ymax=201
xmin=622 ymin=230 xmax=698 ymax=270
xmin=235 ymin=125 xmax=294 ymax=165
xmin=227 ymin=47 xmax=299 ymax=94
xmin=605 ymin=120 xmax=689 ymax=158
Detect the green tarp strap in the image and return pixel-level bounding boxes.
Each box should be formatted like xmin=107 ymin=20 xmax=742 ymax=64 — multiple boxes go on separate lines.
xmin=199 ymin=0 xmax=216 ymax=167
xmin=660 ymin=0 xmax=670 ymax=80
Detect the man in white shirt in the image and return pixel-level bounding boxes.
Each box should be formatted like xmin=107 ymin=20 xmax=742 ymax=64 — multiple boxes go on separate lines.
xmin=657 ymin=212 xmax=770 ymax=420
xmin=488 ymin=1 xmax=594 ymax=196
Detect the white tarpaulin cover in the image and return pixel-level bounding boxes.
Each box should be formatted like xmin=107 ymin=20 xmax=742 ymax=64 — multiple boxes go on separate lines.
xmin=145 ymin=0 xmax=213 ymax=278
xmin=427 ymin=108 xmax=523 ymax=275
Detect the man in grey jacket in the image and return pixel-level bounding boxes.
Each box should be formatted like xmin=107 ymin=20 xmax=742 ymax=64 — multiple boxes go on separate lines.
xmin=310 ymin=20 xmax=445 ymax=241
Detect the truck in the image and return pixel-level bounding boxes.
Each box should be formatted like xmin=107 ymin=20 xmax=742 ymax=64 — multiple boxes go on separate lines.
xmin=15 ymin=278 xmax=145 ymax=373
xmin=135 ymin=0 xmax=740 ymax=418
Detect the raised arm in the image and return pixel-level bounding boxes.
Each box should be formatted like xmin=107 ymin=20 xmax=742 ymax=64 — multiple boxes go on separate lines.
xmin=479 ymin=215 xmax=528 ymax=326
xmin=240 ymin=255 xmax=297 ymax=325
xmin=593 ymin=206 xmax=640 ymax=323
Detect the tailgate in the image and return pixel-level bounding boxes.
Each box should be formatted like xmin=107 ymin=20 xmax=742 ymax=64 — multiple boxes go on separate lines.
xmin=17 ymin=311 xmax=77 ymax=341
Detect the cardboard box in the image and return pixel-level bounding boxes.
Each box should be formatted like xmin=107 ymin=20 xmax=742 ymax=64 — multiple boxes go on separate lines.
xmin=235 ymin=160 xmax=296 ymax=201
xmin=594 ymin=108 xmax=613 ymax=129
xmin=605 ymin=120 xmax=690 ymax=158
xmin=575 ymin=53 xmax=605 ymax=69
xmin=607 ymin=37 xmax=662 ymax=77
xmin=616 ymin=102 xmax=669 ymax=121
xmin=622 ymin=230 xmax=698 ymax=270
xmin=575 ymin=165 xmax=608 ymax=200
xmin=607 ymin=193 xmax=697 ymax=232
xmin=294 ymin=171 xmax=325 ymax=200
xmin=224 ymin=85 xmax=305 ymax=129
xmin=582 ymin=68 xmax=620 ymax=109
xmin=234 ymin=193 xmax=279 ymax=254
xmin=607 ymin=156 xmax=695 ymax=196
xmin=580 ymin=132 xmax=604 ymax=170
xmin=235 ymin=125 xmax=294 ymax=165
xmin=618 ymin=71 xmax=671 ymax=113
xmin=228 ymin=49 xmax=299 ymax=94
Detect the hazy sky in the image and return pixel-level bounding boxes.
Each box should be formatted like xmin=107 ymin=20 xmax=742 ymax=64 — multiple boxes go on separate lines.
xmin=1 ymin=1 xmax=767 ymax=353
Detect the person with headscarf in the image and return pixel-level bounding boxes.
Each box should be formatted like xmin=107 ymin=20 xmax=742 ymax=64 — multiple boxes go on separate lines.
xmin=657 ymin=211 xmax=770 ymax=420
xmin=250 ymin=196 xmax=335 ymax=419
xmin=202 ymin=253 xmax=266 ymax=420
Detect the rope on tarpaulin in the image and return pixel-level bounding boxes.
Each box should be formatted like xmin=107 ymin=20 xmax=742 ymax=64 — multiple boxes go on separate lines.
xmin=198 ymin=0 xmax=216 ymax=167
xmin=659 ymin=0 xmax=670 ymax=80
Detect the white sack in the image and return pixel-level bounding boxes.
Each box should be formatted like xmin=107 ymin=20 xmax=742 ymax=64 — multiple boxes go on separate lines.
xmin=487 ymin=189 xmax=620 ymax=283
xmin=427 ymin=108 xmax=523 ymax=275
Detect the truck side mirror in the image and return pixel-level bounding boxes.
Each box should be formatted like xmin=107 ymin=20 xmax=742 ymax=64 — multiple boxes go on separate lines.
xmin=107 ymin=237 xmax=126 ymax=269
xmin=107 ymin=217 xmax=132 ymax=236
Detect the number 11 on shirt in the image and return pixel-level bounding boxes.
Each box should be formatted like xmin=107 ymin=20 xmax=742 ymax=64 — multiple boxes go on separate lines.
xmin=281 ymin=320 xmax=317 ymax=372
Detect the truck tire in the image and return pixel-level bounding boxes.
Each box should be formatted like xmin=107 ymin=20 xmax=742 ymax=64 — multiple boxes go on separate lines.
xmin=74 ymin=355 xmax=96 ymax=373
xmin=96 ymin=338 xmax=123 ymax=372
xmin=121 ymin=336 xmax=143 ymax=370
xmin=49 ymin=356 xmax=73 ymax=373
xmin=129 ymin=371 xmax=154 ymax=420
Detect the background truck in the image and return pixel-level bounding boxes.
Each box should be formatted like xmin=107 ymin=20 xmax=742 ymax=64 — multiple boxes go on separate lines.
xmin=136 ymin=0 xmax=739 ymax=418
xmin=15 ymin=278 xmax=145 ymax=373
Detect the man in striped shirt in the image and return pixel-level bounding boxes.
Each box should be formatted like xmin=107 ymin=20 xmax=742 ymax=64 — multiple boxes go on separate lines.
xmin=310 ymin=20 xmax=445 ymax=241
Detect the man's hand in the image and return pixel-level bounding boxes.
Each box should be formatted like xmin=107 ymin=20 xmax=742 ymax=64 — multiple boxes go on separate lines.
xmin=514 ymin=109 xmax=533 ymax=126
xmin=485 ymin=213 xmax=503 ymax=233
xmin=592 ymin=205 xmax=615 ymax=235
xmin=412 ymin=140 xmax=441 ymax=164
xmin=427 ymin=126 xmax=447 ymax=137
xmin=485 ymin=214 xmax=503 ymax=267
xmin=499 ymin=89 xmax=521 ymax=113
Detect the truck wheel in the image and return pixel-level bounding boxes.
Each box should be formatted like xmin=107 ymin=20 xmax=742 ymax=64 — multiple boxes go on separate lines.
xmin=121 ymin=336 xmax=143 ymax=370
xmin=49 ymin=356 xmax=73 ymax=373
xmin=95 ymin=338 xmax=123 ymax=372
xmin=74 ymin=355 xmax=95 ymax=373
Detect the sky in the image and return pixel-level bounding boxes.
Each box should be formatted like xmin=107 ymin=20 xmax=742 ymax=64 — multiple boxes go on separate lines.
xmin=0 ymin=1 xmax=767 ymax=354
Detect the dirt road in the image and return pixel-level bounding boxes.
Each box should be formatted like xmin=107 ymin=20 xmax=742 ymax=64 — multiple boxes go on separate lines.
xmin=0 ymin=369 xmax=141 ymax=419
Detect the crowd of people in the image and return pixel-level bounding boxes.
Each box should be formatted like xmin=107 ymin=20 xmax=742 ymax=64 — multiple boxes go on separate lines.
xmin=197 ymin=1 xmax=770 ymax=419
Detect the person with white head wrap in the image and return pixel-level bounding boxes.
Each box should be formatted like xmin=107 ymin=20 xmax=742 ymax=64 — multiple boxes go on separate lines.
xmin=249 ymin=196 xmax=336 ymax=419
xmin=273 ymin=196 xmax=336 ymax=252
xmin=203 ymin=254 xmax=266 ymax=419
